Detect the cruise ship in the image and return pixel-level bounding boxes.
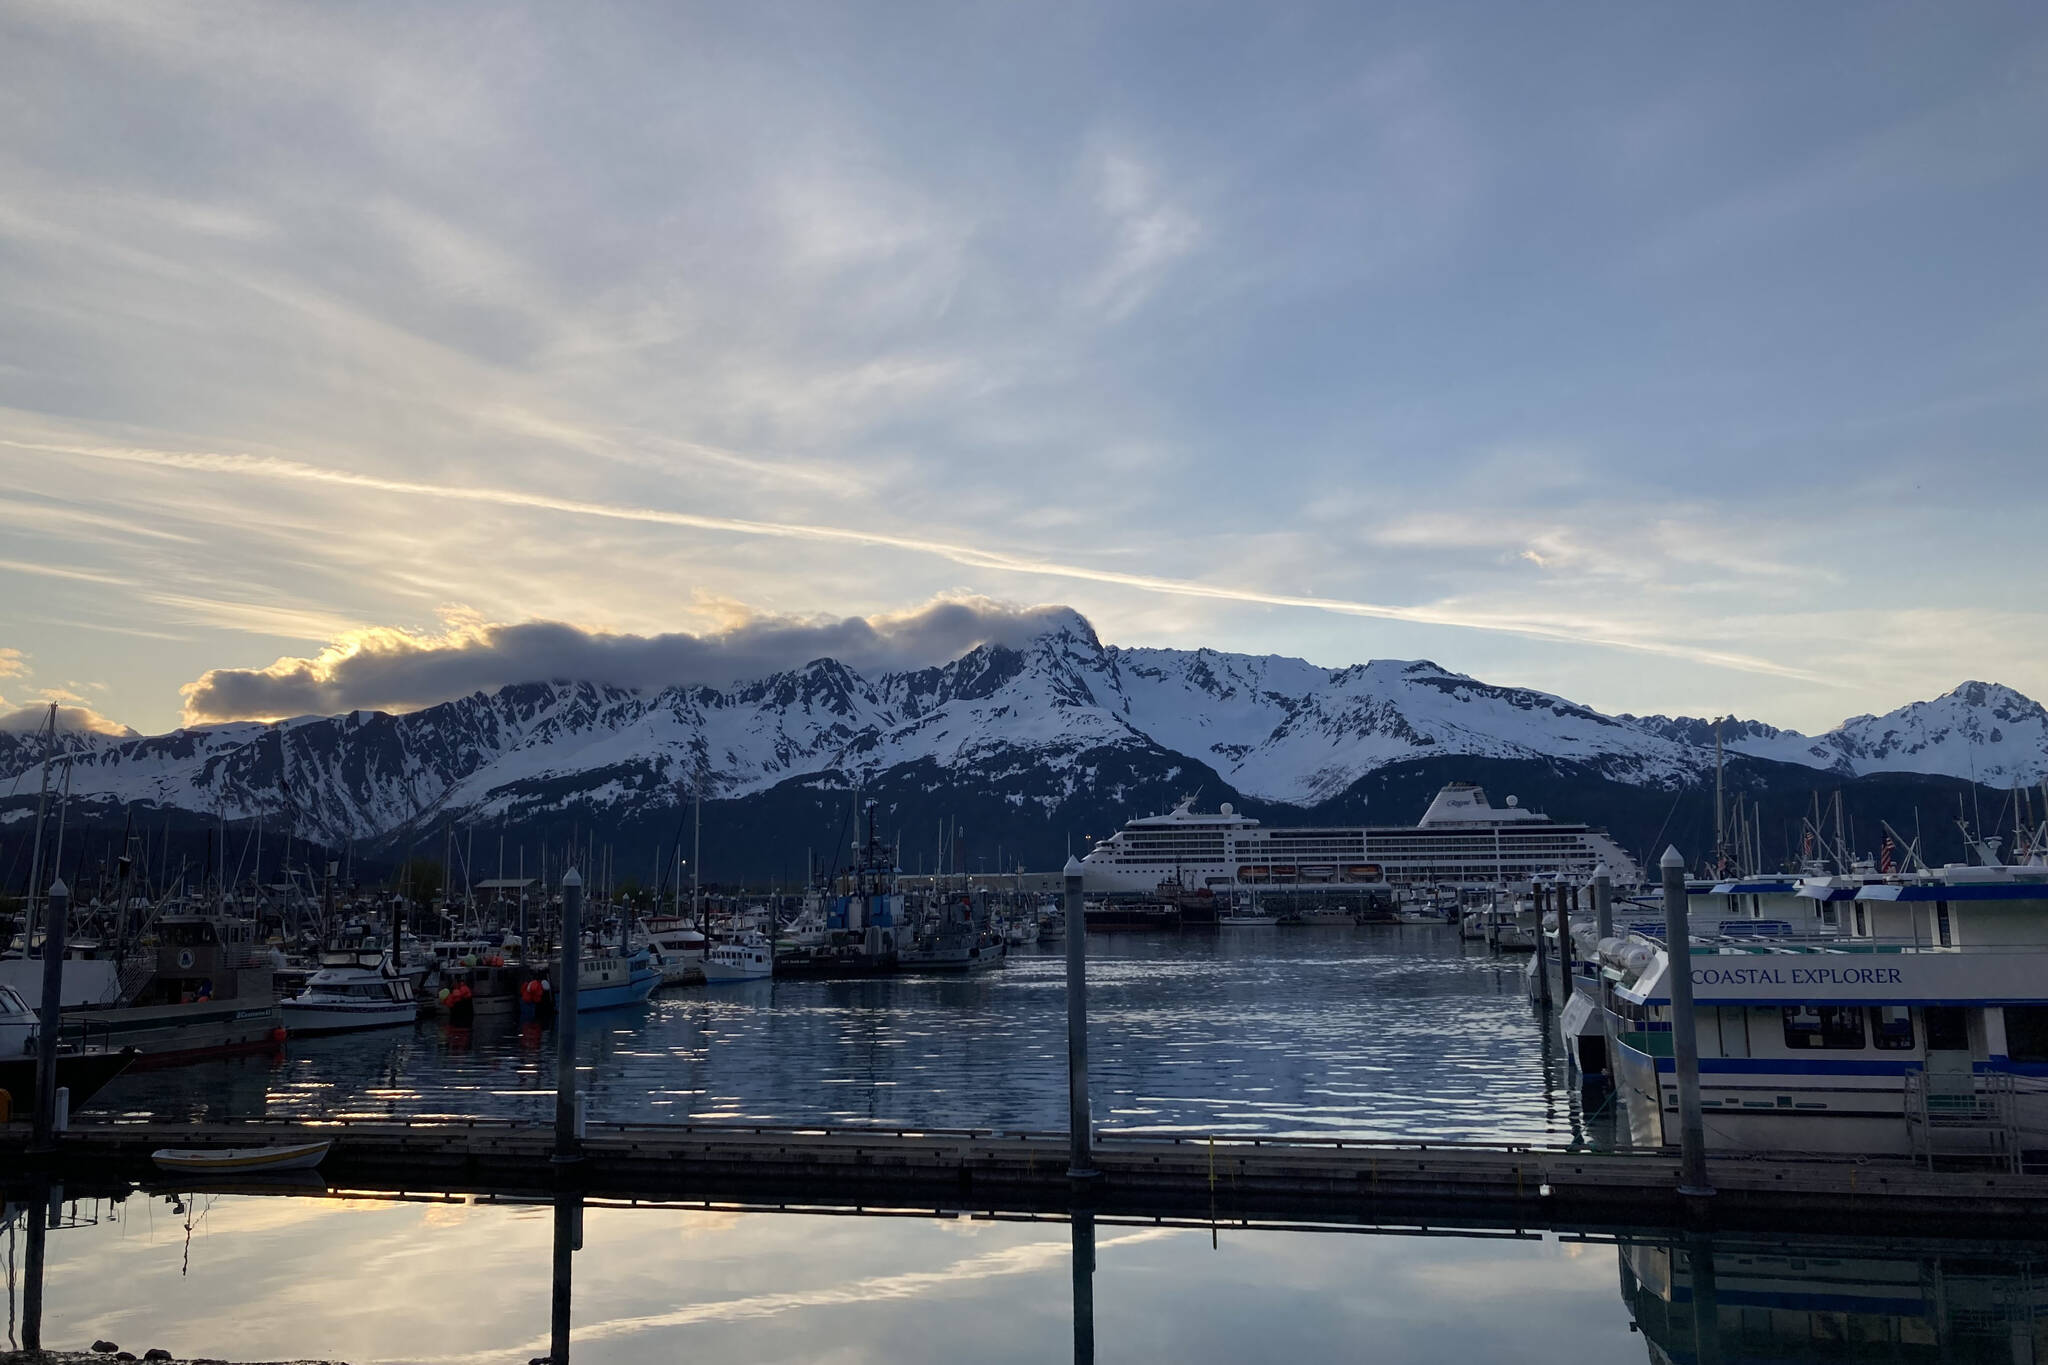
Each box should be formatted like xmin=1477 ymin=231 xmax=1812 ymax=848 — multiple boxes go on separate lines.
xmin=1079 ymin=783 xmax=1642 ymax=894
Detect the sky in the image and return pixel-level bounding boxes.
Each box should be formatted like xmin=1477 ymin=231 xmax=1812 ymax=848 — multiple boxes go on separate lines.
xmin=1 ymin=0 xmax=2045 ymax=738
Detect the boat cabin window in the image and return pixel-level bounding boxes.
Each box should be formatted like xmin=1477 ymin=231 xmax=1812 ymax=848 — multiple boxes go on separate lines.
xmin=1782 ymin=1005 xmax=1865 ymax=1050
xmin=1923 ymin=1006 xmax=1970 ymax=1052
xmin=1714 ymin=1007 xmax=1750 ymax=1058
xmin=1853 ymin=903 xmax=1867 ymax=936
xmin=2003 ymin=1007 xmax=2048 ymax=1064
xmin=1935 ymin=901 xmax=1952 ymax=948
xmin=1868 ymin=1006 xmax=1914 ymax=1051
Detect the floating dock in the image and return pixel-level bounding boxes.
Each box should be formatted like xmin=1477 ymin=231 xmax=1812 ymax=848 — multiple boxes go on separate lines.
xmin=9 ymin=1118 xmax=2048 ymax=1234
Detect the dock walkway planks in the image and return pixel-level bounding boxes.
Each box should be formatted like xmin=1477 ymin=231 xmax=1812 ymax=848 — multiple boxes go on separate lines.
xmin=8 ymin=1118 xmax=2046 ymax=1233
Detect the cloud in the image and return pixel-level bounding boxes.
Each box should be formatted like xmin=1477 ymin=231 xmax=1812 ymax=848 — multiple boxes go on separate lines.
xmin=22 ymin=435 xmax=1834 ymax=685
xmin=0 ymin=648 xmax=24 ymax=679
xmin=179 ymin=595 xmax=1089 ymax=722
xmin=0 ymin=703 xmax=136 ymax=738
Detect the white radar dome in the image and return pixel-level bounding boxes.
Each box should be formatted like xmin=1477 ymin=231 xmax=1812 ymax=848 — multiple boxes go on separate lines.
xmin=1505 ymin=795 xmax=1519 ymax=807
xmin=1219 ymin=802 xmax=1234 ymax=815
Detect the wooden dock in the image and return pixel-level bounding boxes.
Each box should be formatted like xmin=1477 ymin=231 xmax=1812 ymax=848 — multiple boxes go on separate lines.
xmin=10 ymin=1118 xmax=2048 ymax=1234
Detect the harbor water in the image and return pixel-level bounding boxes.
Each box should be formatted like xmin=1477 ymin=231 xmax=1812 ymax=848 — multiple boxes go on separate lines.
xmin=11 ymin=1188 xmax=2048 ymax=1363
xmin=92 ymin=926 xmax=1608 ymax=1143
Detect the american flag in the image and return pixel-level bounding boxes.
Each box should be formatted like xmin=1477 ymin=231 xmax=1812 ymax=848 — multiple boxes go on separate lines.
xmin=1879 ymin=835 xmax=1895 ymax=874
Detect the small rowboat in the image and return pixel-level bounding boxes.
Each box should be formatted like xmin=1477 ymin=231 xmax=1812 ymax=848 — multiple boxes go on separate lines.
xmin=151 ymin=1140 xmax=333 ymax=1174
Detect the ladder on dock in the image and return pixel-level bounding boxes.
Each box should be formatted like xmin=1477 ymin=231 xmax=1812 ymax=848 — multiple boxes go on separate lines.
xmin=1906 ymin=1068 xmax=2020 ymax=1173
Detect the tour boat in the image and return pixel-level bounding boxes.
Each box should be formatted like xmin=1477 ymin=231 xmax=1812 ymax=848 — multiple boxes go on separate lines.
xmin=1603 ymin=862 xmax=2048 ymax=1162
xmin=702 ymin=937 xmax=774 ymax=982
xmin=280 ymin=951 xmax=419 ymax=1035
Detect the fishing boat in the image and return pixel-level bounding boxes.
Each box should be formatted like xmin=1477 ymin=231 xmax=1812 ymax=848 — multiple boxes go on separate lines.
xmin=575 ymin=945 xmax=661 ymax=1009
xmin=0 ymin=983 xmax=138 ymax=1113
xmin=0 ymin=912 xmax=285 ymax=1062
xmin=151 ymin=1139 xmax=332 ymax=1174
xmin=702 ymin=937 xmax=774 ymax=982
xmin=280 ymin=950 xmax=418 ymax=1035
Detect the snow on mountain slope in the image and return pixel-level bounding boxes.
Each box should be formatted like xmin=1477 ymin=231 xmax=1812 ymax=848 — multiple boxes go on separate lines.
xmin=1110 ymin=650 xmax=1700 ymax=804
xmin=3 ymin=614 xmax=2042 ymax=843
xmin=1630 ymin=682 xmax=2048 ymax=789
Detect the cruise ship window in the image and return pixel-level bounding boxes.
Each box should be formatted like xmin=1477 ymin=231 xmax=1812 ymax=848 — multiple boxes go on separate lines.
xmin=1782 ymin=1005 xmax=1865 ymax=1049
xmin=1868 ymin=1006 xmax=1913 ymax=1051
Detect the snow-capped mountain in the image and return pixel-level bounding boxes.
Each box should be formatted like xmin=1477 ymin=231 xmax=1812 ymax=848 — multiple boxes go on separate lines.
xmin=3 ymin=612 xmax=2043 ymax=851
xmin=1628 ymin=681 xmax=2048 ymax=789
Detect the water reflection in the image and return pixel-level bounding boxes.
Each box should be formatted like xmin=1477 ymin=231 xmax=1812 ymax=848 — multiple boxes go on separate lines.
xmin=13 ymin=1177 xmax=2048 ymax=1363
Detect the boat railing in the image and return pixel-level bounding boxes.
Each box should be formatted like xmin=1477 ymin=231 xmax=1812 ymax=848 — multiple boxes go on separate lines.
xmin=1634 ymin=935 xmax=2048 ymax=957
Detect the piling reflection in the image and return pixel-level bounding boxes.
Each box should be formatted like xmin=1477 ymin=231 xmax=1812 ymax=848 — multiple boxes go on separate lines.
xmin=1071 ymin=1207 xmax=1095 ymax=1365
xmin=549 ymin=1188 xmax=581 ymax=1363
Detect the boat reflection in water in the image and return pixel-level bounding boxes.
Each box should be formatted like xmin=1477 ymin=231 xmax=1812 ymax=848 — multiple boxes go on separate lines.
xmin=1618 ymin=1233 xmax=2048 ymax=1364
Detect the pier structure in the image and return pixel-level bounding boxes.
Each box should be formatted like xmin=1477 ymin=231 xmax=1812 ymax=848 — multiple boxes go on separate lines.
xmin=11 ymin=1118 xmax=2048 ymax=1236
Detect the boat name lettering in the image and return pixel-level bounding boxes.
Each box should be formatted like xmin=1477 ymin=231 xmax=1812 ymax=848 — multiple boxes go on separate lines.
xmin=1689 ymin=966 xmax=1904 ymax=987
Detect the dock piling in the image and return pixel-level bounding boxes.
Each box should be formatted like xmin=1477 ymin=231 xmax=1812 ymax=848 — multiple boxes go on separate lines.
xmin=1532 ymin=884 xmax=1552 ymax=1006
xmin=555 ymin=867 xmax=584 ymax=1164
xmin=1593 ymin=864 xmax=1612 ymax=941
xmin=1064 ymin=856 xmax=1095 ymax=1179
xmin=32 ymin=877 xmax=69 ymax=1152
xmin=1557 ymin=884 xmax=1574 ymax=1012
xmin=1660 ymin=846 xmax=1713 ymax=1198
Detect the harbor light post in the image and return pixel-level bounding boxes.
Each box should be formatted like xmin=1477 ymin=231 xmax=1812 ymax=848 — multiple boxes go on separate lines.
xmin=1660 ymin=846 xmax=1713 ymax=1198
xmin=32 ymin=877 xmax=70 ymax=1152
xmin=1063 ymin=855 xmax=1095 ymax=1179
xmin=555 ymin=867 xmax=584 ymax=1163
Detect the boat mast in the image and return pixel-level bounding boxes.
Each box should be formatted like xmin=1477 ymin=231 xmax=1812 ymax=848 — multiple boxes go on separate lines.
xmin=24 ymin=702 xmax=56 ymax=923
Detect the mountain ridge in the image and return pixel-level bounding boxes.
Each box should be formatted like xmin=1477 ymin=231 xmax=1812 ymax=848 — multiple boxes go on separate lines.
xmin=3 ymin=618 xmax=2043 ymax=863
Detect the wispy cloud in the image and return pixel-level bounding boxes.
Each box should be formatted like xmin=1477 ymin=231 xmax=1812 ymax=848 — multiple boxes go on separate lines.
xmin=18 ymin=435 xmax=1834 ymax=684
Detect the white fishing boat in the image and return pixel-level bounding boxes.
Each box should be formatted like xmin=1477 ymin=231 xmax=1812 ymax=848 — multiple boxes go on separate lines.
xmin=1004 ymin=913 xmax=1040 ymax=946
xmin=280 ymin=951 xmax=418 ymax=1035
xmin=1217 ymin=903 xmax=1277 ymax=927
xmin=702 ymin=936 xmax=774 ymax=982
xmin=152 ymin=1139 xmax=332 ymax=1174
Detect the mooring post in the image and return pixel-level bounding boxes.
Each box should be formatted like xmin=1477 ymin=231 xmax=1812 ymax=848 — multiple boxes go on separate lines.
xmin=1661 ymin=846 xmax=1713 ymax=1197
xmin=555 ymin=867 xmax=584 ymax=1164
xmin=1531 ymin=883 xmax=1552 ymax=1006
xmin=32 ymin=877 xmax=69 ymax=1152
xmin=1594 ymin=863 xmax=1613 ymax=941
xmin=1558 ymin=884 xmax=1575 ymax=1013
xmin=1063 ymin=855 xmax=1095 ymax=1178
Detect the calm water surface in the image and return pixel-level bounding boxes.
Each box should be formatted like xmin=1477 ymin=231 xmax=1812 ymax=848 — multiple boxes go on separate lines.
xmin=96 ymin=927 xmax=1607 ymax=1142
xmin=9 ymin=1189 xmax=2045 ymax=1364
